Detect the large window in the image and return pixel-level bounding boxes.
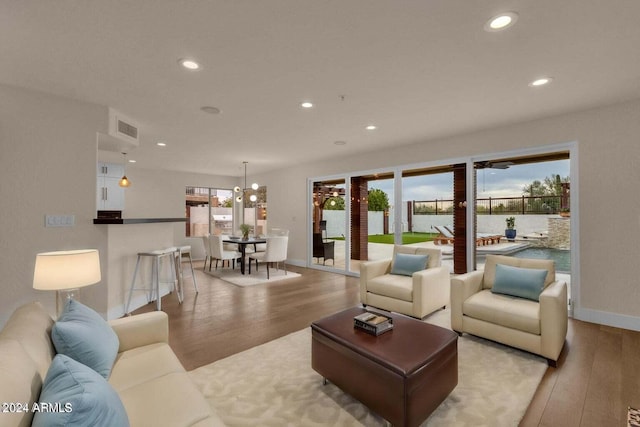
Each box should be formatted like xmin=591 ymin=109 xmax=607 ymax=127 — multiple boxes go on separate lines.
xmin=310 ymin=173 xmax=396 ymax=274
xmin=185 ymin=187 xmax=233 ymax=237
xmin=312 ymin=179 xmax=345 ymax=269
xmin=308 ymin=146 xmax=574 ymax=282
xmin=241 ymin=186 xmax=268 ymax=236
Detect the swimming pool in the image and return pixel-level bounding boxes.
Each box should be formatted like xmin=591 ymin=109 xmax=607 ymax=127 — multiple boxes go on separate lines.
xmin=511 ymin=247 xmax=571 ymax=272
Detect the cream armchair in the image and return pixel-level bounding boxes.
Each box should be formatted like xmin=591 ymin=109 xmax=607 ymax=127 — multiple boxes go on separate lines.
xmin=360 ymin=246 xmax=450 ymax=319
xmin=451 ymin=255 xmax=568 ymax=366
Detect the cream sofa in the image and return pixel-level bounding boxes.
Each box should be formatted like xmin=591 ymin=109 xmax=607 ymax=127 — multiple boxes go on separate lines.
xmin=360 ymin=245 xmax=450 ymax=319
xmin=451 ymin=255 xmax=568 ymax=366
xmin=0 ymin=302 xmax=224 ymax=427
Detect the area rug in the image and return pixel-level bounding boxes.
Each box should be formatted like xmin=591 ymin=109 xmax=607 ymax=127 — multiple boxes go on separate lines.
xmin=189 ymin=309 xmax=547 ymax=426
xmin=204 ymin=266 xmax=300 ymax=287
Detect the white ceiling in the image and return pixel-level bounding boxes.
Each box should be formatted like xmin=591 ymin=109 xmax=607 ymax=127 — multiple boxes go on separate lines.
xmin=2 ymin=1 xmax=639 ymax=177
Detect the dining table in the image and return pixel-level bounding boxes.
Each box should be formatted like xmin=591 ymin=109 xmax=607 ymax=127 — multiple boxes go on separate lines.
xmin=223 ymin=237 xmax=267 ymax=274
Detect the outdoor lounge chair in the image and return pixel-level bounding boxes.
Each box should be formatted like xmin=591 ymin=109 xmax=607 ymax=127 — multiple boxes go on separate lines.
xmin=433 ymin=225 xmax=455 ymax=245
xmin=482 ymin=234 xmax=503 ymax=245
xmin=443 ymin=226 xmax=502 ymax=245
xmin=434 ymin=225 xmax=502 ymax=246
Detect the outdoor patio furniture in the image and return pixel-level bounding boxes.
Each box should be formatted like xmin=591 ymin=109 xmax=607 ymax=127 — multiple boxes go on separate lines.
xmin=313 ymin=233 xmax=335 ymax=265
xmin=433 ymin=225 xmax=455 ymax=245
xmin=434 ymin=225 xmax=502 ymax=246
xmin=445 ymin=226 xmax=502 ymax=245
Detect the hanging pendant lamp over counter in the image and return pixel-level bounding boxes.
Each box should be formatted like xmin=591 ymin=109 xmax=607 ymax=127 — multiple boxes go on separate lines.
xmin=119 ymin=152 xmax=131 ymax=187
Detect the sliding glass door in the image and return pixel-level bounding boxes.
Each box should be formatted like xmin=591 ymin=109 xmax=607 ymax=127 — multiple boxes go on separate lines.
xmin=311 ymin=179 xmax=346 ymax=270
xmin=347 ymin=172 xmax=395 ymax=274
xmin=400 ymin=167 xmax=455 ymax=271
xmin=308 ymin=144 xmax=575 ymax=292
xmin=310 ymin=171 xmax=396 ymax=275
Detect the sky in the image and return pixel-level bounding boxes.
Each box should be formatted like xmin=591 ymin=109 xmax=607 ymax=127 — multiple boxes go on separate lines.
xmin=369 ymin=159 xmax=570 ymax=202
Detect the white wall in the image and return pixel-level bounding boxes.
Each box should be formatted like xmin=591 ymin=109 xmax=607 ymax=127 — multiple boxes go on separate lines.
xmin=323 ymin=209 xmax=552 ymax=237
xmin=410 ymin=214 xmax=555 ymax=236
xmin=0 ymin=84 xmax=109 ymax=325
xmin=257 ymin=99 xmax=640 ymax=330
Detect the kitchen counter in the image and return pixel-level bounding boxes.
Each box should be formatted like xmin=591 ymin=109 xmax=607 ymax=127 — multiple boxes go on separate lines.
xmin=96 ymin=218 xmax=193 ymax=319
xmin=93 ymin=217 xmax=186 ymax=224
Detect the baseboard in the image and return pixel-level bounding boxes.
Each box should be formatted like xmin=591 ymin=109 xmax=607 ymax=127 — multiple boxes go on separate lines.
xmin=286 ymin=258 xmax=306 ymax=268
xmin=574 ymin=307 xmax=640 ymax=332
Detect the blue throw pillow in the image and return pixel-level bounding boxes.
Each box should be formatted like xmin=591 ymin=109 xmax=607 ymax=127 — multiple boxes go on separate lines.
xmin=390 ymin=253 xmax=429 ymax=276
xmin=32 ymin=354 xmax=129 ymax=427
xmin=491 ymin=263 xmax=548 ymax=301
xmin=51 ymin=299 xmax=119 ymax=379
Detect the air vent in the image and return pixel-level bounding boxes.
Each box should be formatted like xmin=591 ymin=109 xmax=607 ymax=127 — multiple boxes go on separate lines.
xmin=117 ymin=119 xmax=138 ymax=140
xmin=108 ymin=108 xmax=139 ymax=146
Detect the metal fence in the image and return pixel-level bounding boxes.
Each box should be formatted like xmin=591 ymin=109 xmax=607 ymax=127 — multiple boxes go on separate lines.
xmin=413 ymin=195 xmax=566 ymax=215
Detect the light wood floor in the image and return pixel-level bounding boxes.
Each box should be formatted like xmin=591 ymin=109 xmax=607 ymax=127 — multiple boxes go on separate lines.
xmin=132 ymin=262 xmax=640 ymax=426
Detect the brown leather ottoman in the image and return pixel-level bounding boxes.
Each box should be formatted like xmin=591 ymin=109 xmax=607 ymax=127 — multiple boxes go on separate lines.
xmin=311 ymin=307 xmax=457 ymax=427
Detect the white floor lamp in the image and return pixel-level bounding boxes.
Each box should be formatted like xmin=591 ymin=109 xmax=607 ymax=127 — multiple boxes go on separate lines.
xmin=33 ymin=249 xmax=101 ymax=317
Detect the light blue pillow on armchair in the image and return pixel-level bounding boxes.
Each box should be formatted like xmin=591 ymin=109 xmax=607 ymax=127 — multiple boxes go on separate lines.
xmin=391 ymin=253 xmax=429 ymax=276
xmin=51 ymin=299 xmax=119 ymax=379
xmin=491 ymin=263 xmax=548 ymax=301
xmin=32 ymin=354 xmax=129 ymax=427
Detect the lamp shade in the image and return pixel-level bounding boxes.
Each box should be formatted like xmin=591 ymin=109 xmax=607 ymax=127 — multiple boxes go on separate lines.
xmin=33 ymin=249 xmax=101 ymax=291
xmin=118 ymin=175 xmax=131 ymax=187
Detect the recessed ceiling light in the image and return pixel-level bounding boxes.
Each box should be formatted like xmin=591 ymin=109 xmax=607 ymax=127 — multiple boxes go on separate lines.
xmin=178 ymin=58 xmax=201 ymax=70
xmin=128 ymin=159 xmax=136 ymax=163
xmin=200 ymin=106 xmax=221 ymax=114
xmin=156 ymin=142 xmax=167 ymax=147
xmin=365 ymin=125 xmax=377 ymax=131
xmin=301 ymin=101 xmax=313 ymax=108
xmin=485 ymin=12 xmax=518 ymax=32
xmin=334 ymin=140 xmax=347 ymax=146
xmin=529 ymin=77 xmax=553 ymax=87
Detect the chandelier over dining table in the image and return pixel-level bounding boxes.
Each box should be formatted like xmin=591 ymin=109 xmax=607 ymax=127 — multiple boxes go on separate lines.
xmin=234 ymin=161 xmax=258 ymax=203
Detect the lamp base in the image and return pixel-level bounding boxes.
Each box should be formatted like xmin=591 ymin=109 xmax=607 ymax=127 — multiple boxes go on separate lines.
xmin=56 ymin=288 xmax=80 ymax=318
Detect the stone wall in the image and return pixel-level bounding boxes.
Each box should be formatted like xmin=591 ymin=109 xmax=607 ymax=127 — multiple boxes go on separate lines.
xmin=547 ymin=217 xmax=570 ymax=249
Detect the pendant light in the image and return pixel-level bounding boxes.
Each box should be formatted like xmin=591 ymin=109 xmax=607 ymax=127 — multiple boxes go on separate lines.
xmin=118 ymin=152 xmax=131 ymax=188
xmin=235 ymin=161 xmax=258 ymax=203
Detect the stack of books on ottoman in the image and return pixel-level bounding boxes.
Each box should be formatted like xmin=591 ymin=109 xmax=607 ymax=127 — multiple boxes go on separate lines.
xmin=354 ymin=311 xmax=394 ymax=336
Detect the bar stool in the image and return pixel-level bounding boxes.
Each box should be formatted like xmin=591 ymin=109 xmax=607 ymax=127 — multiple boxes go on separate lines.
xmin=164 ymin=247 xmax=185 ymax=304
xmin=124 ymin=248 xmax=179 ymax=314
xmin=178 ymin=245 xmax=198 ymax=293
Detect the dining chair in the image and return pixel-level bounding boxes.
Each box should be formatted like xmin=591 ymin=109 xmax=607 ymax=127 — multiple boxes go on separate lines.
xmin=253 ymin=228 xmax=289 ymax=253
xmin=248 ymin=236 xmax=288 ymax=279
xmin=210 ymin=234 xmax=242 ymax=270
xmin=220 ymin=234 xmax=239 ymax=252
xmin=269 ymin=228 xmax=289 ymax=236
xmin=201 ymin=235 xmax=213 ymax=271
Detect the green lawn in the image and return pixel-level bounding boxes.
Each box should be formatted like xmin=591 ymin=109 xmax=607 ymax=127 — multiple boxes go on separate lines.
xmin=331 ymin=232 xmax=437 ymax=244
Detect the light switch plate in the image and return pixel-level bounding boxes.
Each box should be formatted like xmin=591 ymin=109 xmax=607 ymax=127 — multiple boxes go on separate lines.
xmin=45 ymin=215 xmax=75 ymax=227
